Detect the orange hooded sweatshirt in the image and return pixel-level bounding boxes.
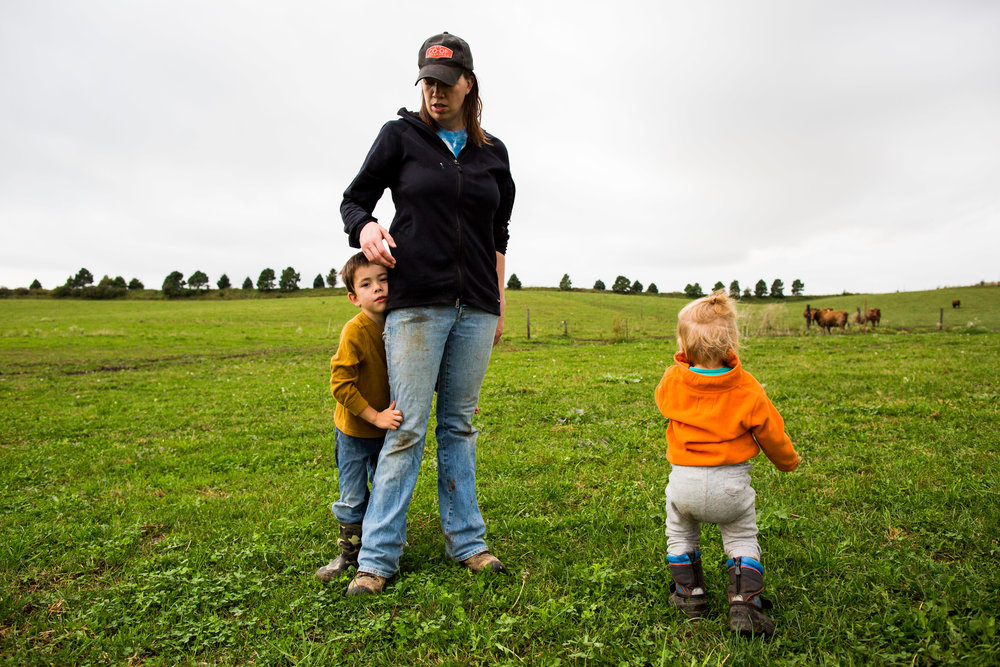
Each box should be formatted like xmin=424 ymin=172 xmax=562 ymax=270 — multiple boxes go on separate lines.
xmin=654 ymin=351 xmax=799 ymax=472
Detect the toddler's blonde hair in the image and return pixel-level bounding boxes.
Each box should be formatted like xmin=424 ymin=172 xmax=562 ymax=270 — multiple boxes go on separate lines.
xmin=676 ymin=290 xmax=739 ymax=366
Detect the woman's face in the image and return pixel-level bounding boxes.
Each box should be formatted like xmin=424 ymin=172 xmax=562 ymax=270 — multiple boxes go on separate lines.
xmin=421 ymin=74 xmax=473 ymax=131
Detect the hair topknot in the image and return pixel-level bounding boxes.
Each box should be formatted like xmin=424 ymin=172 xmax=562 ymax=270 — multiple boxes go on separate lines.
xmin=676 ymin=289 xmax=739 ymax=366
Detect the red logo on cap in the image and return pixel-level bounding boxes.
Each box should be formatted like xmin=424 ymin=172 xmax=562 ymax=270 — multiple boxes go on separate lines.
xmin=426 ymin=45 xmax=453 ymax=59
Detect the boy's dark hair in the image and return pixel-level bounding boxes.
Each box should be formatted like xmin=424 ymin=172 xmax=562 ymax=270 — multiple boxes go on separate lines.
xmin=340 ymin=252 xmax=373 ymax=295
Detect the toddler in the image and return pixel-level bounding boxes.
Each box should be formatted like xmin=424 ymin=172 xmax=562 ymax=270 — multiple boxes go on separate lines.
xmin=654 ymin=291 xmax=799 ymax=636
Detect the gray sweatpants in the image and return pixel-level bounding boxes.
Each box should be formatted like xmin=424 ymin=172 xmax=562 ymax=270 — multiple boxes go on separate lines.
xmin=665 ymin=461 xmax=760 ymax=560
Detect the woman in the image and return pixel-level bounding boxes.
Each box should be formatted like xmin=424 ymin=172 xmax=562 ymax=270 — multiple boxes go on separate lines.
xmin=339 ymin=32 xmax=515 ymax=595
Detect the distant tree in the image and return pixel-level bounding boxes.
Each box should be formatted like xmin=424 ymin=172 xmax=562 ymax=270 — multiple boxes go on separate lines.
xmin=630 ymin=280 xmax=643 ymax=294
xmin=30 ymin=279 xmax=42 ymax=290
xmin=110 ymin=276 xmax=127 ymax=289
xmin=313 ymin=274 xmax=324 ymax=289
xmin=85 ymin=275 xmax=127 ymax=299
xmin=257 ymin=268 xmax=276 ymax=292
xmin=612 ymin=275 xmax=631 ymax=294
xmin=593 ymin=279 xmax=605 ymax=291
xmin=743 ymin=287 xmax=752 ymax=299
xmin=128 ymin=278 xmax=144 ymax=290
xmin=188 ymin=270 xmax=209 ymax=291
xmin=326 ymin=268 xmax=338 ymax=288
xmin=162 ymin=271 xmax=186 ymax=297
xmin=684 ymin=283 xmax=704 ymax=298
xmin=754 ymin=279 xmax=767 ymax=298
xmin=559 ymin=273 xmax=572 ymax=291
xmin=242 ymin=276 xmax=253 ymax=290
xmin=217 ymin=274 xmax=231 ymax=290
xmin=647 ymin=283 xmax=659 ymax=294
xmin=279 ymin=267 xmax=300 ymax=292
xmin=770 ymin=278 xmax=785 ymax=298
xmin=729 ymin=280 xmax=741 ymax=299
xmin=713 ymin=281 xmax=725 ymax=292
xmin=70 ymin=268 xmax=94 ymax=288
xmin=791 ymin=278 xmax=804 ymax=296
xmin=507 ymin=274 xmax=522 ymax=290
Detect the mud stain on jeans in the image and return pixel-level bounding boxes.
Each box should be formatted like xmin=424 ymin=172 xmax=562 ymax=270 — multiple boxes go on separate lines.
xmin=386 ymin=430 xmax=421 ymax=453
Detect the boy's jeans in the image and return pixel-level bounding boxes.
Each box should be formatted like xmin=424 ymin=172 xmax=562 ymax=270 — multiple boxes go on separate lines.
xmin=357 ymin=304 xmax=498 ymax=578
xmin=331 ymin=428 xmax=383 ymax=525
xmin=666 ymin=462 xmax=761 ymax=560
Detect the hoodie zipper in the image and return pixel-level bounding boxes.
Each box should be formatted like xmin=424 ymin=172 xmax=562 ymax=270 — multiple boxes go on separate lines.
xmin=454 ymin=156 xmax=464 ymax=305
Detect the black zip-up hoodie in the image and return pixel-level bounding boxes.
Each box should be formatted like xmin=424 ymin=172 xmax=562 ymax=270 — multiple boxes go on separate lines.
xmin=341 ymin=109 xmax=515 ymax=316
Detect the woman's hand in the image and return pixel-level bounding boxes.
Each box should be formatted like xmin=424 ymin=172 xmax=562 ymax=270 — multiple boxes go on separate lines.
xmin=494 ymin=252 xmax=505 ymax=346
xmin=359 ymin=221 xmax=397 ymax=268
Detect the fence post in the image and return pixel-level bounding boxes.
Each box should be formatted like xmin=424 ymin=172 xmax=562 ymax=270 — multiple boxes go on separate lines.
xmin=938 ymin=308 xmax=943 ymax=331
xmin=805 ymin=304 xmax=811 ymax=330
xmin=526 ymin=308 xmax=531 ymax=340
xmin=562 ymin=320 xmax=567 ymax=336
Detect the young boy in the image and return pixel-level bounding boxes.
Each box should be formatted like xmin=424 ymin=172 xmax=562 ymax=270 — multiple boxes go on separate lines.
xmin=316 ymin=252 xmax=402 ymax=581
xmin=654 ymin=291 xmax=799 ymax=636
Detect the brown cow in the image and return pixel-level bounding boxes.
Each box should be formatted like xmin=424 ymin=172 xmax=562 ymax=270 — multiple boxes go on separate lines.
xmin=952 ymin=300 xmax=961 ymax=308
xmin=817 ymin=308 xmax=848 ymax=333
xmin=866 ymin=308 xmax=881 ymax=327
xmin=804 ymin=305 xmax=832 ymax=332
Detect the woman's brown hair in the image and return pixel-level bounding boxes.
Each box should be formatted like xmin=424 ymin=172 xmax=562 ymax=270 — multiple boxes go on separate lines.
xmin=419 ymin=71 xmax=490 ymax=147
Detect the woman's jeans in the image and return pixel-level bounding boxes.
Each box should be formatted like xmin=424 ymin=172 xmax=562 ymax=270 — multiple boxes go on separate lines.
xmin=357 ymin=304 xmax=499 ymax=578
xmin=665 ymin=462 xmax=761 ymax=560
xmin=331 ymin=428 xmax=383 ymax=525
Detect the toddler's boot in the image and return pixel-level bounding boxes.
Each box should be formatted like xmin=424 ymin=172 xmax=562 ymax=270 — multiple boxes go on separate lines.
xmin=315 ymin=522 xmax=362 ymax=582
xmin=726 ymin=556 xmax=775 ymax=637
xmin=667 ymin=551 xmax=709 ymax=618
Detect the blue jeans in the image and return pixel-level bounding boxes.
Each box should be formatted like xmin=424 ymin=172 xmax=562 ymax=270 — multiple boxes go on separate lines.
xmin=357 ymin=304 xmax=499 ymax=578
xmin=332 ymin=428 xmax=384 ymax=525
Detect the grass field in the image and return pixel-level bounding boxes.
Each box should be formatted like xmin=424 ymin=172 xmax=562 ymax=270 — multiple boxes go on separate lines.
xmin=2 ymin=286 xmax=999 ymax=665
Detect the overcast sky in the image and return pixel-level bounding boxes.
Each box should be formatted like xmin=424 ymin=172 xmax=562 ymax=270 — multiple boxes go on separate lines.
xmin=2 ymin=0 xmax=998 ymax=295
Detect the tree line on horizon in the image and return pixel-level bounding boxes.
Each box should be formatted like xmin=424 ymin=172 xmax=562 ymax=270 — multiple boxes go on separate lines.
xmin=5 ymin=268 xmax=803 ymax=300
xmin=506 ymin=274 xmax=804 ymax=299
xmin=3 ymin=267 xmax=342 ymax=299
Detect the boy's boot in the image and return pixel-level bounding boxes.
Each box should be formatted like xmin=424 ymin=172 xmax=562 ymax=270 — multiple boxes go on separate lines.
xmin=315 ymin=522 xmax=362 ymax=582
xmin=667 ymin=551 xmax=709 ymax=618
xmin=726 ymin=556 xmax=775 ymax=637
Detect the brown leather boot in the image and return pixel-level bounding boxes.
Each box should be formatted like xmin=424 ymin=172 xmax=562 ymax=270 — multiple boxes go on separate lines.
xmin=346 ymin=571 xmax=387 ymax=596
xmin=315 ymin=522 xmax=362 ymax=582
xmin=727 ymin=556 xmax=775 ymax=637
xmin=460 ymin=550 xmax=507 ymax=573
xmin=667 ymin=550 xmax=710 ymax=618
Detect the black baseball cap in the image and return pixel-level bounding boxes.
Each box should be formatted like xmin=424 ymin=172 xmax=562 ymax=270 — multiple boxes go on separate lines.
xmin=416 ymin=32 xmax=473 ymax=86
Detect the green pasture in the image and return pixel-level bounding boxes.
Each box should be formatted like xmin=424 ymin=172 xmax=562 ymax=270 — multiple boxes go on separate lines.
xmin=2 ymin=286 xmax=999 ymax=665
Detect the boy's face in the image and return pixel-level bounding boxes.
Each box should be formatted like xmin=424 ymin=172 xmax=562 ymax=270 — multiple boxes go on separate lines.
xmin=348 ymin=264 xmax=389 ymax=316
